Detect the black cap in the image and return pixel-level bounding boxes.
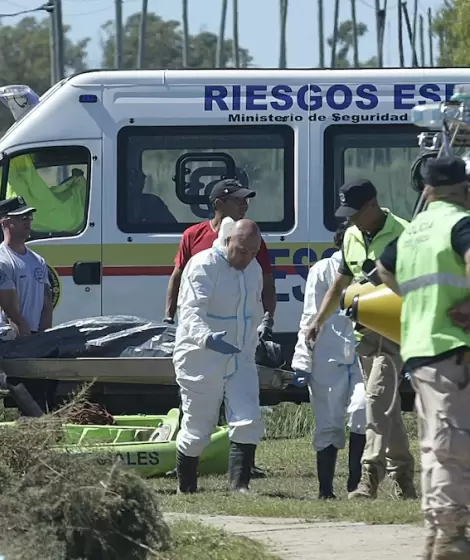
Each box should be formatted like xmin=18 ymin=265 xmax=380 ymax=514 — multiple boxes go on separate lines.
xmin=423 ymin=156 xmax=468 ymax=187
xmin=209 ymin=179 xmax=256 ymax=203
xmin=335 ymin=179 xmax=377 ymax=218
xmin=0 ymin=196 xmax=36 ymax=218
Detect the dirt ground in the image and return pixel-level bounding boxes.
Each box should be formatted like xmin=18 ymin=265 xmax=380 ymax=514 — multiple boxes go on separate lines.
xmin=166 ymin=513 xmax=424 ymax=559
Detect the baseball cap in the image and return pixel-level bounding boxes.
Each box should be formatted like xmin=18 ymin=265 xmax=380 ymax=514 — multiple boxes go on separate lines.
xmin=335 ymin=179 xmax=377 ymax=218
xmin=209 ymin=179 xmax=256 ymax=203
xmin=0 ymin=196 xmax=36 ymax=217
xmin=423 ymin=156 xmax=468 ymax=187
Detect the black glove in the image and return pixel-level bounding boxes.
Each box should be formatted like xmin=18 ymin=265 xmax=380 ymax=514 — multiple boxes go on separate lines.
xmin=163 ymin=317 xmax=175 ymax=325
xmin=257 ymin=312 xmax=274 ymax=340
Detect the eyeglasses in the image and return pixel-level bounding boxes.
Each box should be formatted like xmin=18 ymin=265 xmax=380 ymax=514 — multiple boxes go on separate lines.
xmin=9 ymin=213 xmax=33 ymax=221
xmin=222 ymin=196 xmax=250 ymax=204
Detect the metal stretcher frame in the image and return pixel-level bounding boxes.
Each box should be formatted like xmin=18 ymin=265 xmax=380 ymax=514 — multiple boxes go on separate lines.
xmin=0 ymin=358 xmax=293 ymax=391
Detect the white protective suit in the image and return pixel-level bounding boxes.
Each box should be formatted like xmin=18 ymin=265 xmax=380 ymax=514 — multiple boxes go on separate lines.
xmin=292 ymin=250 xmax=366 ymax=452
xmin=173 ymin=218 xmax=265 ymax=458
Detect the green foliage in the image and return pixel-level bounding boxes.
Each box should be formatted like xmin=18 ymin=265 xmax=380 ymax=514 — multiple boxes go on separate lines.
xmin=328 ymin=20 xmax=378 ymax=68
xmin=100 ymin=12 xmax=252 ymax=69
xmin=0 ymin=11 xmax=253 ymax=138
xmin=433 ymin=0 xmax=460 ymax=65
xmin=432 ymin=0 xmax=470 ymax=66
xmin=0 ymin=17 xmax=89 ymax=133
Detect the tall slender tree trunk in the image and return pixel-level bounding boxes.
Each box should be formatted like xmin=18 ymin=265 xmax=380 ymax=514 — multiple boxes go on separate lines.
xmin=232 ymin=0 xmax=240 ymax=67
xmin=279 ymin=0 xmax=288 ymax=68
xmin=318 ymin=0 xmax=325 ymax=67
xmin=419 ymin=14 xmax=425 ymax=66
xmin=182 ymin=0 xmax=189 ymax=67
xmin=216 ymin=0 xmax=228 ymax=68
xmin=398 ymin=1 xmax=404 ymax=67
xmin=351 ymin=0 xmax=359 ymax=67
xmin=427 ymin=8 xmax=434 ymax=67
xmin=137 ymin=0 xmax=148 ymax=69
xmin=330 ymin=0 xmax=340 ymax=67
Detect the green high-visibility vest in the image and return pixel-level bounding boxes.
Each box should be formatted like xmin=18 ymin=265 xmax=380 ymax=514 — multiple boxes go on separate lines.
xmin=396 ymin=200 xmax=470 ymax=363
xmin=343 ymin=209 xmax=409 ymax=281
xmin=343 ymin=209 xmax=408 ymax=341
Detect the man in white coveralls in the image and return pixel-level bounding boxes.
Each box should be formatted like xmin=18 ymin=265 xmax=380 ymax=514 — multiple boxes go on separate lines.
xmin=173 ymin=217 xmax=265 ymax=494
xmin=292 ymin=222 xmax=366 ymax=499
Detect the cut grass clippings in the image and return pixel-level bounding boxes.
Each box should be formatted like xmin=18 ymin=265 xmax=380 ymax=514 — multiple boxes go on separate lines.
xmin=154 ymin=403 xmax=422 ymax=525
xmin=0 ymin=393 xmax=282 ymax=560
xmin=158 ymin=520 xmax=281 ymax=560
xmin=0 ymin=389 xmax=172 ymax=560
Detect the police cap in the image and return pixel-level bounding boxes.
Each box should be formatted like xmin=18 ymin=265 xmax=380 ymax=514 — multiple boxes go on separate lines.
xmin=423 ymin=156 xmax=468 ymax=188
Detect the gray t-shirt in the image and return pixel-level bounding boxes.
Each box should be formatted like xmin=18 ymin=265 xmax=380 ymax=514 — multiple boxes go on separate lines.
xmin=0 ymin=243 xmax=49 ymax=331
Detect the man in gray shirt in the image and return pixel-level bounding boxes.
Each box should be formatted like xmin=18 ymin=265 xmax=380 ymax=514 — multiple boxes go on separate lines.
xmin=0 ymin=196 xmax=53 ymax=336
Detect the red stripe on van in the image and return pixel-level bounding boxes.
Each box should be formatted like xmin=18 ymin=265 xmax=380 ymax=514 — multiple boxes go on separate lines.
xmin=104 ymin=266 xmax=174 ymax=276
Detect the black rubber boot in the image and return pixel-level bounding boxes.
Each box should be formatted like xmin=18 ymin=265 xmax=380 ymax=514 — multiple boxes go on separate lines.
xmin=347 ymin=432 xmax=366 ymax=493
xmin=176 ymin=450 xmax=199 ymax=493
xmin=219 ymin=405 xmax=265 ymax=479
xmin=166 ymin=399 xmax=185 ymax=479
xmin=317 ymin=445 xmax=338 ymax=499
xmin=228 ymin=441 xmax=256 ymax=493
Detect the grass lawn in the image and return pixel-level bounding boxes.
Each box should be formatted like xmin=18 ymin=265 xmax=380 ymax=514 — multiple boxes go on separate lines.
xmin=154 ymin=403 xmax=423 ymax=525
xmin=159 ymin=521 xmax=281 ymax=559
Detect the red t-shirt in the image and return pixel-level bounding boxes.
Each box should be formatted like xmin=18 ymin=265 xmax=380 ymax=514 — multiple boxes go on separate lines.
xmin=175 ymin=221 xmax=272 ymax=274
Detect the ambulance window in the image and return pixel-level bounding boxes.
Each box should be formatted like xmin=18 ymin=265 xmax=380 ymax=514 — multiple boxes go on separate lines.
xmin=324 ymin=124 xmax=421 ymax=230
xmin=117 ymin=125 xmax=294 ymax=233
xmin=2 ymin=146 xmax=90 ymax=239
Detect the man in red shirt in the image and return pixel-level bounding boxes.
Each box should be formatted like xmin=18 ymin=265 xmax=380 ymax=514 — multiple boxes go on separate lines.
xmin=164 ymin=178 xmax=277 ymax=479
xmin=165 ymin=179 xmax=276 ymax=326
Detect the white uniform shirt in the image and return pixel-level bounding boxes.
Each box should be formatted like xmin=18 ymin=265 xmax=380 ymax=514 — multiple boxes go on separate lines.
xmin=0 ymin=243 xmax=49 ymax=331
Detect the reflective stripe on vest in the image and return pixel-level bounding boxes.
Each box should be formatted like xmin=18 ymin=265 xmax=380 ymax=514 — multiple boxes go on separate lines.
xmin=399 ymin=272 xmax=469 ymax=296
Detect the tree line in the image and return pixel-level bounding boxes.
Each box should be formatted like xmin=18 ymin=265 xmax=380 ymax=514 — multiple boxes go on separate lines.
xmin=0 ymin=4 xmax=465 ymax=132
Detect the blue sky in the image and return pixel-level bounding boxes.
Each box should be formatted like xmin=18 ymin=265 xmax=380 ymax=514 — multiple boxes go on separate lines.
xmin=1 ymin=0 xmax=442 ymax=68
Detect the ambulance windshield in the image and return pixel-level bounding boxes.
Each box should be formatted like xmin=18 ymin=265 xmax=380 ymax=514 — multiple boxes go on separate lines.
xmin=0 ymin=146 xmax=90 ymax=239
xmin=0 ymin=81 xmax=90 ymax=239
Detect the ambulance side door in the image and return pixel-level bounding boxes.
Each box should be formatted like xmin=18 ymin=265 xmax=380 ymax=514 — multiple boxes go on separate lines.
xmin=9 ymin=139 xmax=103 ymax=324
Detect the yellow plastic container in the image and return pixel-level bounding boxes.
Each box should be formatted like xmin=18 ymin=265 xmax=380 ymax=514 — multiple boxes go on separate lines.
xmin=341 ymin=282 xmax=402 ymax=345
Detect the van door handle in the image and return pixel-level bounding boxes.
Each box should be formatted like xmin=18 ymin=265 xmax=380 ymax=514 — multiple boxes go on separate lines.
xmin=73 ymin=261 xmax=102 ymax=285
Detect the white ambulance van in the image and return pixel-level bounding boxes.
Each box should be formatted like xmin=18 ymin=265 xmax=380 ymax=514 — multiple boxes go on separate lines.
xmin=0 ymin=68 xmax=462 ymax=411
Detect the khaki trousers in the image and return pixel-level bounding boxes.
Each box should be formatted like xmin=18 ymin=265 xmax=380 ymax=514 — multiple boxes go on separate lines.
xmin=411 ymin=356 xmax=470 ymax=536
xmin=357 ymin=332 xmax=415 ymax=482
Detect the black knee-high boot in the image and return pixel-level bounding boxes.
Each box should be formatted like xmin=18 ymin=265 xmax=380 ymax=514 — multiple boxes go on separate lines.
xmin=176 ymin=449 xmax=199 ymax=493
xmin=228 ymin=441 xmax=256 ymax=493
xmin=317 ymin=445 xmax=338 ymax=499
xmin=347 ymin=432 xmax=366 ymax=493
